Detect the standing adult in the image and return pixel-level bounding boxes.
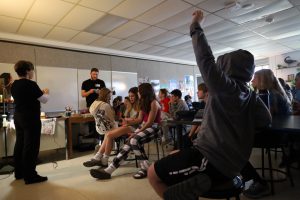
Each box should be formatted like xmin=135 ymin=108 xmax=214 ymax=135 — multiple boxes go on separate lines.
xmin=81 ymin=68 xmax=106 ymax=108
xmin=11 ymin=60 xmax=49 ymax=184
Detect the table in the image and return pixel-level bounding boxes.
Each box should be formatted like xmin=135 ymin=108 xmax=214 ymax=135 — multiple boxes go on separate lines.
xmin=65 ymin=115 xmax=95 ymax=159
xmin=167 ymin=119 xmax=202 ymax=150
xmin=270 ymin=115 xmax=300 ymax=135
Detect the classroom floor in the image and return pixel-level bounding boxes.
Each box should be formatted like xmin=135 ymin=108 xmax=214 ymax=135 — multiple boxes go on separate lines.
xmin=0 ymin=145 xmax=300 ymax=200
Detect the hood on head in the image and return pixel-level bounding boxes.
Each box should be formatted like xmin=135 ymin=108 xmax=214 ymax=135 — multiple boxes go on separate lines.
xmin=217 ymin=49 xmax=255 ymax=82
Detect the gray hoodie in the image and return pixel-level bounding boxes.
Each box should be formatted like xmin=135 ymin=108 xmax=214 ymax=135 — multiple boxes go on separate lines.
xmin=191 ymin=22 xmax=272 ymax=178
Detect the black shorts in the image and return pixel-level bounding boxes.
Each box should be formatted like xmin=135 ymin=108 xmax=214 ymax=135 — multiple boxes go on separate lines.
xmin=154 ymin=147 xmax=228 ymax=186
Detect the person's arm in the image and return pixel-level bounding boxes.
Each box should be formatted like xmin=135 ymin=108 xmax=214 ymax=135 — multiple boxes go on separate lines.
xmin=38 ymin=89 xmax=49 ymax=104
xmin=81 ymin=89 xmax=95 ymax=97
xmin=190 ymin=10 xmax=234 ymax=94
xmin=188 ymin=125 xmax=199 ymax=137
xmin=138 ymin=100 xmax=159 ymax=133
xmin=124 ymin=111 xmax=143 ymax=126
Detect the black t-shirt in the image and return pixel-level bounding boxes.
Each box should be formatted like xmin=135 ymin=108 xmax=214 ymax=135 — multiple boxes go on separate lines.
xmin=11 ymin=79 xmax=43 ymax=117
xmin=81 ymin=79 xmax=106 ymax=107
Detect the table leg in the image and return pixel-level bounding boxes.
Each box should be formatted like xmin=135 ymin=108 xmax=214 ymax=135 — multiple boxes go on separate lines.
xmin=176 ymin=124 xmax=183 ymax=150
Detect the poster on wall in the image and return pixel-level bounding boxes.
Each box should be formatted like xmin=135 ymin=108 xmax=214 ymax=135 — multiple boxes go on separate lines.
xmin=183 ymin=75 xmax=194 ymax=99
xmin=169 ymin=80 xmax=178 ymax=92
xmin=150 ymin=80 xmax=160 ymax=96
xmin=138 ymin=77 xmax=150 ymax=85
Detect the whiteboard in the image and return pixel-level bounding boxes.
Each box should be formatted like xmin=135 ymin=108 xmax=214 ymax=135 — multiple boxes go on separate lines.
xmin=36 ymin=66 xmax=78 ymax=112
xmin=112 ymin=71 xmax=137 ymax=100
xmin=77 ymin=69 xmax=112 ymax=110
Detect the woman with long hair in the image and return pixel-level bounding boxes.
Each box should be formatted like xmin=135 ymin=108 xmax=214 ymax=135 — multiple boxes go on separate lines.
xmin=89 ymin=83 xmax=161 ymax=180
xmin=83 ymin=87 xmax=140 ymax=168
xmin=252 ymin=69 xmax=292 ymax=115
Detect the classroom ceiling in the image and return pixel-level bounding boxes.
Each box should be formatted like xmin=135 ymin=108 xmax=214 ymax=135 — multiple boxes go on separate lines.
xmin=0 ymin=0 xmax=300 ymax=64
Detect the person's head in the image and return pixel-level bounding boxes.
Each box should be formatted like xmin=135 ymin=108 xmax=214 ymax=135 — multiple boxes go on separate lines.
xmin=0 ymin=73 xmax=13 ymax=86
xmin=138 ymin=83 xmax=156 ymax=113
xmin=170 ymin=89 xmax=182 ymax=103
xmin=124 ymin=96 xmax=130 ymax=106
xmin=197 ymin=83 xmax=208 ymax=100
xmin=252 ymin=69 xmax=287 ymax=98
xmin=90 ymin=68 xmax=99 ymax=81
xmin=159 ymin=88 xmax=169 ymax=100
xmin=217 ymin=49 xmax=254 ymax=83
xmin=184 ymin=95 xmax=192 ymax=102
xmin=128 ymin=87 xmax=138 ymax=104
xmin=98 ymin=88 xmax=111 ymax=103
xmin=14 ymin=60 xmax=34 ymax=79
xmin=295 ymin=72 xmax=300 ymax=89
xmin=278 ymin=78 xmax=290 ymax=90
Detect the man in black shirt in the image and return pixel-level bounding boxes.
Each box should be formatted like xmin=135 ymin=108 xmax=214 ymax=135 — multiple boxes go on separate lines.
xmin=81 ymin=68 xmax=106 ymax=108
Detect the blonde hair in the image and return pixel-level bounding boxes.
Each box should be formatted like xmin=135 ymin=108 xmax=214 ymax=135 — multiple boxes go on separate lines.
xmin=254 ymin=69 xmax=290 ymax=103
xmin=98 ymin=88 xmax=111 ymax=103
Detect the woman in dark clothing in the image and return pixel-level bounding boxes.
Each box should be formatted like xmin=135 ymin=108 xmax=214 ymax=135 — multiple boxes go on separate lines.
xmin=11 ymin=60 xmax=49 ymax=184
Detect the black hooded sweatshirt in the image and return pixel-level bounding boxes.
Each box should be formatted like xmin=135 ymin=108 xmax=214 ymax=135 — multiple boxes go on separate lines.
xmin=190 ymin=22 xmax=272 ymax=178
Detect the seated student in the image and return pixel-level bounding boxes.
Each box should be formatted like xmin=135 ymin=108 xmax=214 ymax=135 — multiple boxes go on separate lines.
xmin=252 ymin=69 xmax=292 ymax=115
xmin=147 ymin=10 xmax=271 ymax=200
xmin=120 ymin=96 xmax=130 ymax=119
xmin=169 ymin=89 xmax=189 ymax=119
xmin=89 ymin=83 xmax=161 ymax=180
xmin=278 ymin=78 xmax=293 ymax=103
xmin=241 ymin=69 xmax=292 ymax=198
xmin=159 ymin=89 xmax=171 ymax=143
xmin=183 ymin=83 xmax=208 ymax=148
xmin=184 ymin=95 xmax=193 ymax=110
xmin=83 ymin=87 xmax=139 ymax=168
xmin=292 ymin=72 xmax=300 ymax=114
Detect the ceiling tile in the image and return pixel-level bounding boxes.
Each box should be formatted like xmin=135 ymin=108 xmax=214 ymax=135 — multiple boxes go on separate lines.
xmin=184 ymin=0 xmax=206 ymax=5
xmin=203 ymin=20 xmax=236 ymax=35
xmin=127 ymin=26 xmax=166 ymax=42
xmin=144 ymin=31 xmax=181 ymax=45
xmin=0 ymin=0 xmax=35 ymax=18
xmin=262 ymin=23 xmax=300 ymax=40
xmin=59 ymin=6 xmax=105 ymax=30
xmin=62 ymin=0 xmax=80 ymax=3
xmin=246 ymin=43 xmax=293 ymax=57
xmin=223 ymin=35 xmax=270 ymax=49
xmin=154 ymin=48 xmax=179 ymax=56
xmin=172 ymin=41 xmax=193 ymax=50
xmin=109 ymin=40 xmax=137 ymax=50
xmin=79 ymin=0 xmax=124 ymax=12
xmin=206 ymin=26 xmax=247 ymax=40
xmin=254 ymin=16 xmax=300 ymax=34
xmin=289 ymin=0 xmax=300 ymax=6
xmin=45 ymin=26 xmax=79 ymax=41
xmin=214 ymin=31 xmax=255 ymax=43
xmin=85 ymin=14 xmax=128 ymax=35
xmin=91 ymin=36 xmax=120 ymax=48
xmin=140 ymin=46 xmax=166 ymax=54
xmin=0 ymin=16 xmax=22 ymax=33
xmin=110 ymin=0 xmax=163 ymax=19
xmin=173 ymin=14 xmax=223 ymax=34
xmin=136 ymin=0 xmax=191 ymax=25
xmin=69 ymin=31 xmax=101 ymax=44
xmin=125 ymin=43 xmax=152 ymax=52
xmin=18 ymin=21 xmax=53 ymax=38
xmin=107 ymin=21 xmax=149 ymax=39
xmin=278 ymin=40 xmax=300 ymax=49
xmin=161 ymin=35 xmax=191 ymax=47
xmin=197 ymin=0 xmax=226 ymax=12
xmin=156 ymin=7 xmax=199 ymax=30
xmin=27 ymin=0 xmax=74 ymax=25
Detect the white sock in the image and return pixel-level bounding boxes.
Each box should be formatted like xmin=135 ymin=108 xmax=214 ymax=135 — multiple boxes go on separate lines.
xmin=93 ymin=152 xmax=103 ymax=160
xmin=104 ymin=164 xmax=116 ymax=174
xmin=140 ymin=160 xmax=150 ymax=170
xmin=103 ymin=154 xmax=109 ymax=158
xmin=101 ymin=156 xmax=109 ymax=165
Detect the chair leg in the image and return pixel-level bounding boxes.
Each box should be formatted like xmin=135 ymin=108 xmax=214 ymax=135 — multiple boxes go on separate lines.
xmin=281 ymin=147 xmax=294 ymax=187
xmin=267 ymin=148 xmax=274 ymax=195
xmin=261 ymin=148 xmax=265 ymax=177
xmin=155 ymin=139 xmax=160 ymax=160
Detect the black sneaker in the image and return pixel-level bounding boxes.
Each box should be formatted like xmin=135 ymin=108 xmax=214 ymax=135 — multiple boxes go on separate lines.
xmin=83 ymin=159 xmax=108 ymax=168
xmin=90 ymin=169 xmax=111 ymax=180
xmin=25 ymin=175 xmax=48 ymax=185
xmin=243 ymin=181 xmax=270 ymax=199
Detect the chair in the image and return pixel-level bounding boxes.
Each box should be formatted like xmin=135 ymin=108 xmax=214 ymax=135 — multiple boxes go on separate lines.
xmin=164 ymin=174 xmax=243 ymax=200
xmin=254 ymin=130 xmax=294 ymax=195
xmin=147 ymin=128 xmax=165 ymax=160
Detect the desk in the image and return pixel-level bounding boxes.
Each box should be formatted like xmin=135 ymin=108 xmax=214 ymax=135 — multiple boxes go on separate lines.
xmin=270 ymin=115 xmax=300 ymax=134
xmin=167 ymin=119 xmax=202 ymax=150
xmin=65 ymin=115 xmax=94 ymax=159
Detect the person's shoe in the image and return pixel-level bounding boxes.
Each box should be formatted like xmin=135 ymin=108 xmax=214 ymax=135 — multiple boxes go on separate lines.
xmin=243 ymin=181 xmax=270 ymax=199
xmin=90 ymin=168 xmax=111 ymax=180
xmin=83 ymin=159 xmax=108 ymax=168
xmin=25 ymin=175 xmax=48 ymax=185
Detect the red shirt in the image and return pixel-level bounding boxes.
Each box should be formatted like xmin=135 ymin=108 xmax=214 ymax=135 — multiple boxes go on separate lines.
xmin=160 ymin=97 xmax=170 ymax=113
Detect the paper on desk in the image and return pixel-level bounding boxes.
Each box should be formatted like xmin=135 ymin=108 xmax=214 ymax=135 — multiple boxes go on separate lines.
xmin=41 ymin=118 xmax=56 ymax=135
